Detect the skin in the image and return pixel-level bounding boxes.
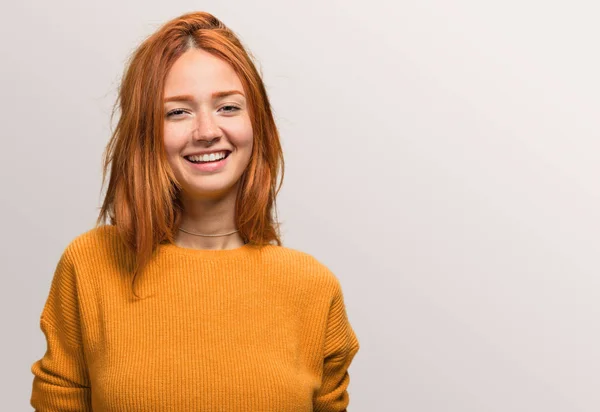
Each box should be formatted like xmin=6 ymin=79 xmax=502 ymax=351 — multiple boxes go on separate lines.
xmin=162 ymin=48 xmax=254 ymax=250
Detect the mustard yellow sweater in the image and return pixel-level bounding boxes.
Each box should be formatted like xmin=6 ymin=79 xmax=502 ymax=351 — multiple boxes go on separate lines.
xmin=30 ymin=225 xmax=360 ymax=411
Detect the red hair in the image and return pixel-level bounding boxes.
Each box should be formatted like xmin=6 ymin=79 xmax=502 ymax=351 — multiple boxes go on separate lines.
xmin=95 ymin=11 xmax=285 ymax=297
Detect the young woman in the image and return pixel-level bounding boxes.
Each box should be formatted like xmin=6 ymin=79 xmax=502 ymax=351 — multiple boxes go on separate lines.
xmin=30 ymin=11 xmax=359 ymax=411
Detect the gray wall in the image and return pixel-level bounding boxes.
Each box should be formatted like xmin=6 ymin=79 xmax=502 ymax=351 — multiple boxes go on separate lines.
xmin=2 ymin=1 xmax=598 ymax=410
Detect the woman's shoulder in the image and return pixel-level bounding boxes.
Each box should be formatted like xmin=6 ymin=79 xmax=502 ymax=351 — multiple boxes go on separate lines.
xmin=65 ymin=224 xmax=120 ymax=248
xmin=263 ymin=244 xmax=344 ymax=291
xmin=59 ymin=224 xmax=127 ymax=262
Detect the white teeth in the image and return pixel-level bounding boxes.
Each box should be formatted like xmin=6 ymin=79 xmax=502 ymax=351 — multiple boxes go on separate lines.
xmin=187 ymin=151 xmax=228 ymax=162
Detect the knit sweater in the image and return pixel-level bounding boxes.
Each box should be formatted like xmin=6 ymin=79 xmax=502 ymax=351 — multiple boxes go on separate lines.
xmin=30 ymin=225 xmax=359 ymax=411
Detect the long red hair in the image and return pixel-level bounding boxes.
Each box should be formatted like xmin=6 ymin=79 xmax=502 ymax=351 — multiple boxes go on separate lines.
xmin=95 ymin=11 xmax=284 ymax=296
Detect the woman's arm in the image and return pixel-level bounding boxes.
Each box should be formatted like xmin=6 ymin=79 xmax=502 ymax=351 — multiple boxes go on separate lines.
xmin=313 ymin=279 xmax=360 ymax=412
xmin=30 ymin=247 xmax=92 ymax=411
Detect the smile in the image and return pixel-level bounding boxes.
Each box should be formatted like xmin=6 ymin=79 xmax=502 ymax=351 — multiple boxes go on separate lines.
xmin=183 ymin=151 xmax=231 ymax=172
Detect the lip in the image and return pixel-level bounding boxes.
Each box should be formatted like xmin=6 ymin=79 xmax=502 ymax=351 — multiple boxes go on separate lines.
xmin=184 ymin=149 xmax=231 ymax=157
xmin=184 ymin=151 xmax=231 ymax=173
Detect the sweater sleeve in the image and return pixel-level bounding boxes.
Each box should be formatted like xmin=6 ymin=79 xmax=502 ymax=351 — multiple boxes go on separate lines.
xmin=30 ymin=247 xmax=92 ymax=411
xmin=313 ymin=278 xmax=360 ymax=412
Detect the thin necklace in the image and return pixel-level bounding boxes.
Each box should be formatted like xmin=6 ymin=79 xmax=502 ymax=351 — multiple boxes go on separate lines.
xmin=178 ymin=227 xmax=240 ymax=237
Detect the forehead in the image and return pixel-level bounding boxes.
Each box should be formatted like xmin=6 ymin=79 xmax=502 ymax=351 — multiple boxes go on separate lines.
xmin=164 ymin=48 xmax=244 ymax=97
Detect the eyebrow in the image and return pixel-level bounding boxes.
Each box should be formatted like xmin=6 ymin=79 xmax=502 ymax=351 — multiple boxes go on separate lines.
xmin=164 ymin=90 xmax=245 ymax=103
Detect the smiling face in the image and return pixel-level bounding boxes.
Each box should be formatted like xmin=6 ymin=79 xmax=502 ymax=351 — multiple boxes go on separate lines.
xmin=162 ymin=48 xmax=253 ymax=200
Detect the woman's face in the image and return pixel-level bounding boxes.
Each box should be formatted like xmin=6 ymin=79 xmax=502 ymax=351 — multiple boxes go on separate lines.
xmin=162 ymin=48 xmax=253 ymax=200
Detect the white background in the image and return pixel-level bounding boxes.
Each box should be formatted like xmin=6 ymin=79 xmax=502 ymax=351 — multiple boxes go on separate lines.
xmin=1 ymin=0 xmax=598 ymax=410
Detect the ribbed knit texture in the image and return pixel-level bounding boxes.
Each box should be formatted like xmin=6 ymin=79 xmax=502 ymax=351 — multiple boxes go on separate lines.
xmin=30 ymin=225 xmax=359 ymax=411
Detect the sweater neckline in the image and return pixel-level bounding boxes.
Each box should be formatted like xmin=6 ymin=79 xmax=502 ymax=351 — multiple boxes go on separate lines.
xmin=158 ymin=240 xmax=258 ymax=259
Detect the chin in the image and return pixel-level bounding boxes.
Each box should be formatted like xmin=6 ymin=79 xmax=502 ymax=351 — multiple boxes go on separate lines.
xmin=183 ymin=181 xmax=240 ymax=199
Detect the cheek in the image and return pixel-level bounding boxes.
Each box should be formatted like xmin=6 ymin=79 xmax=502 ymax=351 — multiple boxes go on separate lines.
xmin=229 ymin=117 xmax=253 ymax=147
xmin=163 ymin=127 xmax=187 ymax=156
xmin=234 ymin=128 xmax=254 ymax=150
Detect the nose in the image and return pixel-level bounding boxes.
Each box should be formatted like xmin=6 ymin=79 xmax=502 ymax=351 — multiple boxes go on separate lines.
xmin=191 ymin=109 xmax=222 ymax=143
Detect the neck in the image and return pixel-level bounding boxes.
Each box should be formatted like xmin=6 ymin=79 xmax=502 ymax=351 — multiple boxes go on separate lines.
xmin=175 ymin=186 xmax=244 ymax=250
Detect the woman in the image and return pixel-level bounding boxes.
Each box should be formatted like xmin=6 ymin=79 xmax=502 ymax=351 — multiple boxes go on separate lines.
xmin=30 ymin=11 xmax=359 ymax=411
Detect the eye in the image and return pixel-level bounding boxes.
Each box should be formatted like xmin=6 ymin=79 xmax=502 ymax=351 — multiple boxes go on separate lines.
xmin=220 ymin=105 xmax=241 ymax=113
xmin=166 ymin=109 xmax=188 ymax=118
